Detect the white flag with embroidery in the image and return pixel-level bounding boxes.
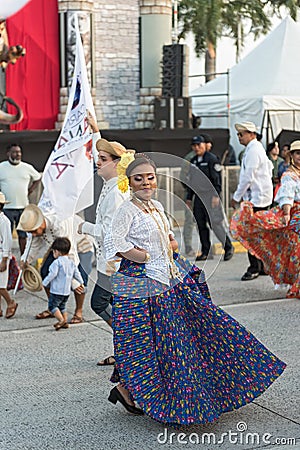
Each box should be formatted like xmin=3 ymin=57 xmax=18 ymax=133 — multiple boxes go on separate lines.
xmin=39 ymin=15 xmax=97 ymax=220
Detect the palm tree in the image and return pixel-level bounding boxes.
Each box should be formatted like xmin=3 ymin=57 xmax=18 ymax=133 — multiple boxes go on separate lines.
xmin=178 ymin=0 xmax=299 ymax=82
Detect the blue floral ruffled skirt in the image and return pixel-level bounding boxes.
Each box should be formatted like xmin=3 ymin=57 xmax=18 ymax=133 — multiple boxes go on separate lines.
xmin=110 ymin=254 xmax=286 ymax=426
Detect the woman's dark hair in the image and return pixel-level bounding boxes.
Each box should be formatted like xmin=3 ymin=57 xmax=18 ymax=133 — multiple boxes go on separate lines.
xmin=126 ymin=154 xmax=156 ymax=177
xmin=266 ymin=142 xmax=276 ymax=154
xmin=200 ymin=133 xmax=213 ymax=144
xmin=51 ymin=237 xmax=71 ymax=255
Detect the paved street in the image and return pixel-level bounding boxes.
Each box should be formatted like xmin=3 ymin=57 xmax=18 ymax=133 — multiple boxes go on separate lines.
xmin=0 ymin=246 xmax=299 ymax=450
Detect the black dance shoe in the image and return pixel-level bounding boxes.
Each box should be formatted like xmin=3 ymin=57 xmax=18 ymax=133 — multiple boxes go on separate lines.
xmin=196 ymin=253 xmax=214 ymax=261
xmin=241 ymin=271 xmax=259 ymax=281
xmin=224 ymin=246 xmax=234 ymax=261
xmin=108 ymin=386 xmax=144 ymax=415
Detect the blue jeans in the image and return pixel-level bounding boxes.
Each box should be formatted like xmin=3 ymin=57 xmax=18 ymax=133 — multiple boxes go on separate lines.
xmin=48 ymin=293 xmax=69 ymax=314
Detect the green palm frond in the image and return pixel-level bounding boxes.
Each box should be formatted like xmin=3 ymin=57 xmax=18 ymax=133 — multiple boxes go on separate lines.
xmin=179 ymin=0 xmax=298 ymax=58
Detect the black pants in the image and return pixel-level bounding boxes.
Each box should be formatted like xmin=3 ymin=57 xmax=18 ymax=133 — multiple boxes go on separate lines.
xmin=247 ymin=205 xmax=271 ymax=274
xmin=90 ymin=271 xmax=113 ymax=322
xmin=193 ymin=199 xmax=232 ymax=256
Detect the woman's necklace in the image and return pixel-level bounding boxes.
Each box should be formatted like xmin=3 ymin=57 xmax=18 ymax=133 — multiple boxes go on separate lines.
xmin=131 ymin=193 xmax=182 ymax=281
xmin=131 ymin=194 xmax=156 ymax=213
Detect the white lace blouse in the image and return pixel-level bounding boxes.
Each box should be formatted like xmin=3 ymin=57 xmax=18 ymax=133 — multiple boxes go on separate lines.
xmin=275 ymin=170 xmax=300 ymax=207
xmin=105 ymin=199 xmax=173 ymax=285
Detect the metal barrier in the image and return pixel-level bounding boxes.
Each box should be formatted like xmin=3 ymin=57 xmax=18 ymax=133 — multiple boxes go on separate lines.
xmin=221 ymin=165 xmax=241 ymax=218
xmin=156 ymin=165 xmax=241 ymax=227
xmin=32 ymin=167 xmax=241 ymax=227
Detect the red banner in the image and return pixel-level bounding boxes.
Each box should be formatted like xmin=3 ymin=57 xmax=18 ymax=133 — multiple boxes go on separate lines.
xmin=6 ymin=0 xmax=60 ymax=130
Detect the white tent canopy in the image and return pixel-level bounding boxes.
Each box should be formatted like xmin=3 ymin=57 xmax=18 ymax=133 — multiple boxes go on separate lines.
xmin=0 ymin=0 xmax=31 ymax=19
xmin=191 ymin=16 xmax=300 ymax=153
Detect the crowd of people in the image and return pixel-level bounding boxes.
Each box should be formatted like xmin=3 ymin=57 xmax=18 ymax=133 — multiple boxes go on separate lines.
xmin=0 ymin=116 xmax=294 ymax=426
xmin=231 ymin=136 xmax=300 ymax=299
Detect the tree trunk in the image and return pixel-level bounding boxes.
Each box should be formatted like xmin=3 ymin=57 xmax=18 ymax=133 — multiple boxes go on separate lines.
xmin=205 ymin=40 xmax=216 ymax=82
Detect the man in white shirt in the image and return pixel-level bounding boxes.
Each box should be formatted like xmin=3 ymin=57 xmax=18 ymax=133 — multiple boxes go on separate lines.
xmin=78 ymin=113 xmax=130 ymax=366
xmin=231 ymin=121 xmax=273 ymax=281
xmin=0 ymin=144 xmax=41 ymax=254
xmin=18 ymin=205 xmax=86 ymax=323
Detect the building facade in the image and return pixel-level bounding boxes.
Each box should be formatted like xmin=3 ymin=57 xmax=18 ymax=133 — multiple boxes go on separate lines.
xmin=57 ymin=0 xmax=174 ymax=130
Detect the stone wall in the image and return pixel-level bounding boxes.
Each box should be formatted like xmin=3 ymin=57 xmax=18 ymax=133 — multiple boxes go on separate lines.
xmin=57 ymin=0 xmax=140 ymax=130
xmin=94 ymin=0 xmax=140 ymax=129
xmin=57 ymin=0 xmax=177 ymax=131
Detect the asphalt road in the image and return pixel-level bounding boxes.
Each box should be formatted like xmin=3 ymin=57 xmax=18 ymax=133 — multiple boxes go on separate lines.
xmin=0 ymin=248 xmax=299 ymax=450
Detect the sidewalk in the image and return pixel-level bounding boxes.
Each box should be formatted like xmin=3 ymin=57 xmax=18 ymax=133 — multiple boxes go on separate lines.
xmin=0 ymin=250 xmax=299 ymax=450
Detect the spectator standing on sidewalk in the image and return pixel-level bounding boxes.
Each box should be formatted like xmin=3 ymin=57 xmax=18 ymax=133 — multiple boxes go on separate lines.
xmin=186 ymin=136 xmax=234 ymax=262
xmin=266 ymin=141 xmax=283 ymax=201
xmin=0 ymin=144 xmax=41 ymax=254
xmin=200 ymin=133 xmax=214 ymax=154
xmin=231 ymin=121 xmax=273 ymax=281
xmin=0 ymin=192 xmax=18 ymax=319
xmin=278 ymin=143 xmax=290 ymax=180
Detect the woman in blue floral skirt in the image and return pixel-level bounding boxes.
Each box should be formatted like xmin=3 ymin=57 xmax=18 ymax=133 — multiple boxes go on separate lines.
xmin=104 ymin=154 xmax=286 ymax=426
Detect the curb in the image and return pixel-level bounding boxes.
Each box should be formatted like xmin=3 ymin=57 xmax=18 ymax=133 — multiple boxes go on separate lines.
xmin=212 ymin=241 xmax=247 ymax=255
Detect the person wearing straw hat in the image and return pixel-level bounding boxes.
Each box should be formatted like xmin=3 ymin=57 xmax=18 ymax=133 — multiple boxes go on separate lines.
xmin=78 ymin=112 xmax=133 ymax=366
xmin=18 ymin=205 xmax=85 ymax=322
xmin=0 ymin=192 xmax=18 ymax=318
xmin=231 ymin=121 xmax=273 ymax=281
xmin=231 ymin=139 xmax=300 ymax=299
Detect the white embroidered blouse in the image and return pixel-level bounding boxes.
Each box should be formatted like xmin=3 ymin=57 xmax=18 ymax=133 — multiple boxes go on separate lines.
xmin=105 ymin=199 xmax=173 ymax=285
xmin=275 ymin=170 xmax=300 ymax=207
